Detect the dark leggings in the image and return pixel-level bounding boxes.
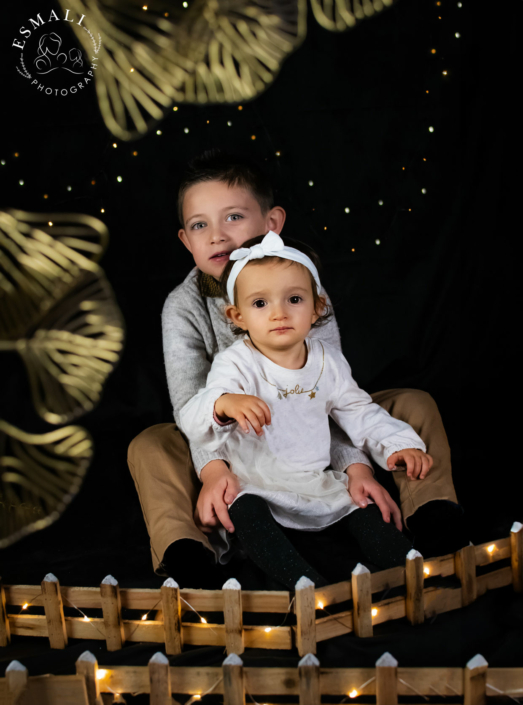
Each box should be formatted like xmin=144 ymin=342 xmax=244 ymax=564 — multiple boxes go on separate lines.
xmin=228 ymin=494 xmax=413 ymax=590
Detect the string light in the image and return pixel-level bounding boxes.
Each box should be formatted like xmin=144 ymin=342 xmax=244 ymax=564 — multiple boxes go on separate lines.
xmin=48 ymin=221 xmax=53 ymax=226
xmin=421 ymin=188 xmax=427 ymax=194
xmin=378 ymin=200 xmax=383 ymax=205
xmin=173 ymin=106 xmax=179 ymax=111
xmin=183 ymin=1 xmax=188 ymax=6
xmin=264 ymin=627 xmax=272 ymax=632
xmin=349 ymin=690 xmax=358 ymax=698
xmin=157 ymin=130 xmax=162 ymax=135
xmin=112 ymin=143 xmax=117 ymax=148
xmin=442 ymin=71 xmax=448 ymax=76
xmin=1 ymin=160 xmax=5 ymax=165
xmin=375 ymin=239 xmax=380 ymax=245
xmin=371 ymin=608 xmax=378 ymax=617
xmin=67 ymin=185 xmax=72 ymax=191
xmin=344 ymin=207 xmax=350 ymax=213
xmin=101 ymin=208 xmax=105 ymax=213
xmin=19 ymin=180 xmax=24 ymax=186
xmin=317 ymin=601 xmax=324 ymax=610
xmin=141 ymin=613 xmax=148 ymax=621
xmin=117 ymin=176 xmax=123 ymax=182
xmin=308 ymin=180 xmax=314 ymax=186
xmin=429 ymin=126 xmax=434 ymax=132
xmin=96 ymin=670 xmax=108 ymax=680
xmin=424 ymin=566 xmax=430 ymax=575
xmin=130 ymin=68 xmax=134 ymax=72
xmin=227 ymin=121 xmax=232 ymax=126
xmin=275 ymin=151 xmax=281 ymax=156
xmin=83 ymin=615 xmax=90 ymax=622
xmin=487 ymin=544 xmax=496 ymax=553
xmin=455 ymin=32 xmax=461 ymax=38
xmin=142 ymin=5 xmax=147 ymax=9
xmin=184 ymin=128 xmax=189 ymax=134
xmin=200 ymin=617 xmax=207 ymax=624
xmin=22 ymin=603 xmax=29 ymax=610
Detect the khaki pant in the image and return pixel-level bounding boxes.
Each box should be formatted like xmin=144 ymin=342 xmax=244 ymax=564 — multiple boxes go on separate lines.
xmin=128 ymin=388 xmax=459 ymax=573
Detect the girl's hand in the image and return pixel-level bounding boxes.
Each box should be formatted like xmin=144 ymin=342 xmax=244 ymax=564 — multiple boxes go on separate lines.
xmin=387 ymin=449 xmax=433 ymax=479
xmin=215 ymin=394 xmax=271 ymax=436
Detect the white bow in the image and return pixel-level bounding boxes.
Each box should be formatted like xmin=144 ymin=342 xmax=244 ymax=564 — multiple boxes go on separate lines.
xmin=226 ymin=231 xmax=322 ymax=304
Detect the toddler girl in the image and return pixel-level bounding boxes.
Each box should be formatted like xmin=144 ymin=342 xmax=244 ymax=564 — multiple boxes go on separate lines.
xmin=179 ymin=231 xmax=432 ymax=589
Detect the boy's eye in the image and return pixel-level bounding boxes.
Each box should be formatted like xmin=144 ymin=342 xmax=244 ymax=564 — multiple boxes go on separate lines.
xmin=252 ymin=299 xmax=266 ymax=308
xmin=289 ymin=296 xmax=303 ymax=304
xmin=191 ymin=222 xmax=205 ymax=230
xmin=227 ymin=214 xmax=243 ymax=222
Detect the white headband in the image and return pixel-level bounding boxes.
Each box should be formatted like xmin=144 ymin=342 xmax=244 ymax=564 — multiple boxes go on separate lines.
xmin=226 ymin=230 xmax=322 ymax=305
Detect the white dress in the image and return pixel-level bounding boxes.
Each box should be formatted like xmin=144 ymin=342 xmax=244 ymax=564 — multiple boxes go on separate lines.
xmin=179 ymin=336 xmax=426 ymax=562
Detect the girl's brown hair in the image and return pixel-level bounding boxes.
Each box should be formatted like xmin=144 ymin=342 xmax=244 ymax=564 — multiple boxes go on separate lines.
xmin=219 ymin=234 xmax=333 ymax=336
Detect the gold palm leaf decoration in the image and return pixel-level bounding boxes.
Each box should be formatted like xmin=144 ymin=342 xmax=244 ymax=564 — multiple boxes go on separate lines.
xmin=0 ymin=209 xmax=109 ymax=341
xmin=309 ymin=0 xmax=393 ymax=32
xmin=0 ymin=210 xmax=124 ymax=424
xmin=0 ymin=420 xmax=92 ymax=549
xmin=58 ymin=0 xmax=308 ymax=140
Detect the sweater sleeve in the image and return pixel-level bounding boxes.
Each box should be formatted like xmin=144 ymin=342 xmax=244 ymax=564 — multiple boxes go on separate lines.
xmin=162 ymin=287 xmax=231 ymax=476
xmin=308 ymin=287 xmax=373 ymax=472
xmin=327 ymin=346 xmax=426 ymax=470
xmin=179 ymin=349 xmax=250 ymax=454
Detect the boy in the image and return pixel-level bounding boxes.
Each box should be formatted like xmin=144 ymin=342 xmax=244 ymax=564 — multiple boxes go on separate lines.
xmin=128 ymin=149 xmax=469 ymax=586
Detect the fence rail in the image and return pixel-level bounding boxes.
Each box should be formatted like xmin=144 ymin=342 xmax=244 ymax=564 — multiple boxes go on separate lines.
xmin=1 ymin=650 xmax=522 ymax=705
xmin=1 ymin=523 xmax=521 ymax=657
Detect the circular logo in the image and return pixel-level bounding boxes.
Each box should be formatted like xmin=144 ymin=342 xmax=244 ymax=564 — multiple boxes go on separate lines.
xmin=13 ymin=9 xmax=101 ymax=97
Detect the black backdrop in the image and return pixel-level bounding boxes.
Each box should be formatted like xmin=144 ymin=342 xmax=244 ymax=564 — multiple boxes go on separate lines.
xmin=0 ymin=0 xmax=521 ymax=676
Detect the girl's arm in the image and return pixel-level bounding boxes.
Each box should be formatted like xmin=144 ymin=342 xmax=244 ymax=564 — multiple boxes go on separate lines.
xmin=327 ymin=347 xmax=426 ymax=471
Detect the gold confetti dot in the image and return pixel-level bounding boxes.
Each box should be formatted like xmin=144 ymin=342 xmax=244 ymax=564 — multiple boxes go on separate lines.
xmin=91 ymin=180 xmax=96 ymax=185
xmin=251 ymin=135 xmax=256 ymax=140
xmin=238 ymin=105 xmax=243 ymax=111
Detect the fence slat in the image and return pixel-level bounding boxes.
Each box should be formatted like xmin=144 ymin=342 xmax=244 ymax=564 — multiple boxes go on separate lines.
xmin=295 ymin=577 xmax=316 ymax=656
xmin=405 ymin=550 xmax=424 ymax=625
xmin=76 ymin=651 xmax=103 ymax=705
xmin=100 ymin=576 xmax=125 ymax=651
xmin=376 ymin=653 xmax=398 ymax=705
xmin=455 ymin=546 xmax=477 ymax=607
xmin=223 ymin=654 xmax=244 ymax=705
xmin=0 ymin=580 xmax=10 ymax=647
xmin=161 ymin=579 xmax=183 ymax=656
xmin=42 ymin=573 xmax=68 ymax=648
xmin=6 ymin=660 xmax=28 ymax=702
xmin=511 ymin=522 xmax=523 ymax=592
xmin=223 ymin=579 xmax=244 ymax=656
xmin=351 ymin=564 xmax=372 ymax=638
xmin=149 ymin=652 xmax=171 ymax=705
xmin=463 ymin=654 xmax=488 ymax=705
xmin=298 ymin=654 xmax=320 ymax=705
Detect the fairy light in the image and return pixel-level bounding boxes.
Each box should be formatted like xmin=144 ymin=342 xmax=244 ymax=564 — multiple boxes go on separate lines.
xmin=22 ymin=603 xmax=29 ymax=610
xmin=43 ymin=194 xmax=49 ymax=199
xmin=349 ymin=690 xmax=359 ymax=698
xmin=455 ymin=32 xmax=461 ymax=38
xmin=130 ymin=68 xmax=134 ymax=72
xmin=238 ymin=105 xmax=243 ymax=110
xmin=1 ymin=160 xmax=6 ymax=165
xmin=91 ymin=179 xmax=96 ymax=185
xmin=251 ymin=135 xmax=256 ymax=140
xmin=14 ymin=152 xmax=19 ymax=157
xmin=421 ymin=188 xmax=427 ymax=194
xmin=200 ymin=617 xmax=207 ymax=624
xmin=487 ymin=544 xmax=496 ymax=553
xmin=429 ymin=126 xmax=434 ymax=132
xmin=308 ymin=180 xmax=314 ymax=186
xmin=101 ymin=208 xmax=105 ymax=213
xmin=96 ymin=670 xmax=108 ymax=680
xmin=275 ymin=151 xmax=281 ymax=156
xmin=117 ymin=176 xmax=123 ymax=182
xmin=264 ymin=627 xmax=272 ymax=632
xmin=317 ymin=601 xmax=324 ymax=610
xmin=184 ymin=128 xmax=189 ymax=133
xmin=67 ymin=185 xmax=72 ymax=191
xmin=431 ymin=48 xmax=436 ymax=54
xmin=173 ymin=106 xmax=179 ymax=111
xmin=375 ymin=239 xmax=380 ymax=245
xmin=442 ymin=70 xmax=448 ymax=76
xmin=112 ymin=143 xmax=117 ymax=148
xmin=371 ymin=608 xmax=378 ymax=617
xmin=48 ymin=221 xmax=53 ymax=226
xmin=183 ymin=2 xmax=188 ymax=6
xmin=345 ymin=207 xmax=350 ymax=213
xmin=133 ymin=151 xmax=138 ymax=156
xmin=19 ymin=180 xmax=24 ymax=186
xmin=157 ymin=130 xmax=162 ymax=135
xmin=142 ymin=5 xmax=148 ymax=9
xmin=141 ymin=613 xmax=148 ymax=621
xmin=424 ymin=566 xmax=430 ymax=575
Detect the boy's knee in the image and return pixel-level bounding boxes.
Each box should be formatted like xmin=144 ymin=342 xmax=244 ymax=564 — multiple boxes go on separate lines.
xmin=128 ymin=423 xmax=176 ymax=462
xmin=394 ymin=389 xmax=438 ymax=419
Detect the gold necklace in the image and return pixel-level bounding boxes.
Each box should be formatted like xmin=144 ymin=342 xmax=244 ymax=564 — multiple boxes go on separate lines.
xmin=250 ymin=340 xmax=325 ymax=400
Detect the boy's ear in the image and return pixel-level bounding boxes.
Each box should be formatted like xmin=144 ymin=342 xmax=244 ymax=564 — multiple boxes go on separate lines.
xmin=178 ymin=229 xmax=192 ymax=253
xmin=225 ymin=304 xmax=248 ymax=330
xmin=266 ymin=206 xmax=286 ymax=234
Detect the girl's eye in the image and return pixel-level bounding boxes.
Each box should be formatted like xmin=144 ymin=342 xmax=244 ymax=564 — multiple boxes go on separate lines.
xmin=191 ymin=222 xmax=205 ymax=230
xmin=252 ymin=300 xmax=266 ymax=308
xmin=227 ymin=214 xmax=243 ymax=222
xmin=289 ymin=296 xmax=302 ymax=304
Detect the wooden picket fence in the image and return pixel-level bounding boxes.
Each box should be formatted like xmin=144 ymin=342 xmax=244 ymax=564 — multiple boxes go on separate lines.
xmin=1 ymin=650 xmax=523 ymax=705
xmin=1 ymin=523 xmax=521 ymax=658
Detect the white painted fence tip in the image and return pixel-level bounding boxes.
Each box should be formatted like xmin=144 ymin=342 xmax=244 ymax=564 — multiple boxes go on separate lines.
xmin=352 ymin=563 xmax=370 ymax=575
xmin=149 ymin=652 xmax=169 ymax=665
xmin=162 ymin=577 xmax=179 ymax=588
xmin=467 ymin=654 xmax=488 ymax=670
xmin=6 ymin=661 xmax=27 ymax=673
xmin=77 ymin=651 xmax=97 ymax=663
xmin=43 ymin=573 xmax=58 ymax=583
xmin=511 ymin=521 xmax=523 ymax=533
xmin=223 ymin=654 xmax=243 ymax=666
xmin=376 ymin=652 xmax=398 ymax=667
xmin=407 ymin=549 xmax=423 ymax=560
xmin=101 ymin=575 xmax=118 ymax=586
xmin=299 ymin=653 xmax=320 ymax=667
xmin=222 ymin=578 xmax=241 ymax=590
xmin=295 ymin=576 xmax=314 ymax=590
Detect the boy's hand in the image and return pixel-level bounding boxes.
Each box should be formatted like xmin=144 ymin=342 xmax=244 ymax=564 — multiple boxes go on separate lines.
xmin=346 ymin=463 xmax=403 ymax=531
xmin=387 ymin=449 xmax=433 ymax=479
xmin=215 ymin=394 xmax=271 ymax=436
xmin=197 ymin=460 xmax=241 ymax=533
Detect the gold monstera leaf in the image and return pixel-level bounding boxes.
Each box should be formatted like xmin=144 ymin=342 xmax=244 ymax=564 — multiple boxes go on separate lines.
xmin=8 ymin=271 xmax=124 ymax=426
xmin=0 ymin=421 xmax=92 ymax=549
xmin=309 ymin=0 xmax=393 ymax=32
xmin=58 ymin=0 xmax=307 ymax=139
xmin=0 ymin=209 xmax=109 ymax=341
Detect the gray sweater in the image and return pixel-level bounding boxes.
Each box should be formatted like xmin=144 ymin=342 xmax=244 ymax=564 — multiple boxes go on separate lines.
xmin=162 ymin=267 xmax=372 ymax=477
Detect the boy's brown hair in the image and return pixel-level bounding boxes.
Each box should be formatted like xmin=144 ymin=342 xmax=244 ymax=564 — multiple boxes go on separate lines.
xmin=219 ymin=234 xmax=333 ymax=335
xmin=177 ymin=149 xmax=274 ymax=225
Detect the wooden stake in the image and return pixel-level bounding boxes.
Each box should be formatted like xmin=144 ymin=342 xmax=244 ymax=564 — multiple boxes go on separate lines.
xmin=295 ymin=577 xmax=317 ymax=656
xmin=41 ymin=573 xmax=68 ymax=648
xmin=149 ymin=652 xmax=172 ymax=705
xmin=351 ymin=564 xmax=373 ymax=638
xmin=5 ymin=660 xmax=28 ymax=704
xmin=223 ymin=579 xmax=244 ymax=655
xmin=510 ymin=521 xmax=523 ymax=592
xmin=0 ymin=578 xmax=10 ymax=646
xmin=455 ymin=545 xmax=477 ymax=607
xmin=405 ymin=550 xmax=425 ymax=625
xmin=76 ymin=651 xmax=103 ymax=705
xmin=375 ymin=652 xmax=398 ymax=705
xmin=100 ymin=575 xmax=125 ymax=651
xmin=298 ymin=653 xmax=320 ymax=705
xmin=223 ymin=653 xmax=244 ymax=705
xmin=464 ymin=654 xmax=488 ymax=705
xmin=161 ymin=578 xmax=183 ymax=655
